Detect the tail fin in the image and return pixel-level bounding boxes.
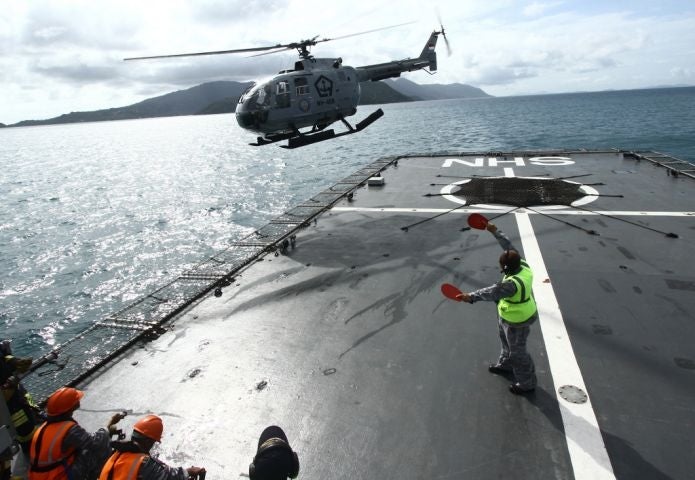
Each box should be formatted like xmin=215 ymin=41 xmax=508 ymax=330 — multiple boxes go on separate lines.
xmin=355 ymin=30 xmax=441 ymax=82
xmin=419 ymin=31 xmax=439 ymax=72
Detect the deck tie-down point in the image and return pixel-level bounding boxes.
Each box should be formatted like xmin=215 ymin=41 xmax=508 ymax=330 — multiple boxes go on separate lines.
xmin=558 ymin=385 xmax=588 ymax=404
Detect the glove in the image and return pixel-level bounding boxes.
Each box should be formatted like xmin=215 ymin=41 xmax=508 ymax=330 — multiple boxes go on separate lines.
xmin=107 ymin=411 xmax=127 ymax=432
xmin=2 ymin=376 xmax=19 ymax=389
xmin=15 ymin=357 xmax=33 ymax=373
xmin=186 ymin=467 xmax=206 ymax=480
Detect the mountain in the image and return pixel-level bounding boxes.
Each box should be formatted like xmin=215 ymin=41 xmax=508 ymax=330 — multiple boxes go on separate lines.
xmin=12 ymin=81 xmax=253 ymax=127
xmin=6 ymin=79 xmax=490 ymax=127
xmin=386 ymin=78 xmax=491 ymax=100
xmin=358 ymin=81 xmax=413 ymax=105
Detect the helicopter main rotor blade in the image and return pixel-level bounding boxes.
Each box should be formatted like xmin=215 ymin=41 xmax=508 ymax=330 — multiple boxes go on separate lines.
xmin=321 ymin=21 xmax=416 ymax=43
xmin=124 ymin=22 xmax=415 ymax=62
xmin=124 ymin=44 xmax=286 ymax=61
xmin=248 ymin=46 xmax=296 ymax=58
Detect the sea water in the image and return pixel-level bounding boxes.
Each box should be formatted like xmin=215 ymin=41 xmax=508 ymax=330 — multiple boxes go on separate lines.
xmin=2 ymin=87 xmax=694 ymax=358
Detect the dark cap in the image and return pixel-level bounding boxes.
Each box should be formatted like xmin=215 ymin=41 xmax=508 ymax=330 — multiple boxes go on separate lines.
xmin=499 ymin=249 xmax=521 ymax=273
xmin=257 ymin=426 xmax=290 ymax=450
xmin=250 ymin=426 xmax=299 ymax=480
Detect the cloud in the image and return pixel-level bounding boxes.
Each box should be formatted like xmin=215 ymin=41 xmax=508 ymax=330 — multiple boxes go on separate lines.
xmin=2 ymin=0 xmax=695 ymax=123
xmin=670 ymin=67 xmax=694 ymax=81
xmin=467 ymin=65 xmax=538 ymax=86
xmin=19 ymin=2 xmax=140 ymax=50
xmin=522 ymin=1 xmax=563 ymax=18
xmin=189 ymin=0 xmax=290 ymax=25
xmin=31 ymin=62 xmax=121 ymax=83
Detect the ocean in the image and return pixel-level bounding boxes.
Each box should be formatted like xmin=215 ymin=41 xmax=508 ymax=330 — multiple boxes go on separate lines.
xmin=2 ymin=87 xmax=694 ymax=359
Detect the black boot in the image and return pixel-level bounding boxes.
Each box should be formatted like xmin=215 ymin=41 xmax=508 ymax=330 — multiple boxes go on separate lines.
xmin=509 ymin=383 xmax=535 ymax=395
xmin=488 ymin=363 xmax=512 ymax=375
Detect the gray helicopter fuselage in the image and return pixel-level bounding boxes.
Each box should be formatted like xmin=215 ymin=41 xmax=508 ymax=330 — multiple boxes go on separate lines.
xmin=235 ymin=58 xmax=360 ymax=135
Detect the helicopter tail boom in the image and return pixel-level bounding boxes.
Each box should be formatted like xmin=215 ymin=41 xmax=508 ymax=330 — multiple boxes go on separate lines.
xmin=356 ymin=30 xmax=440 ymax=82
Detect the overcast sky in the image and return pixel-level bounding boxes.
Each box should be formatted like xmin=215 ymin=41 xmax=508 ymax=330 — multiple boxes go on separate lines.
xmin=1 ymin=0 xmax=694 ymax=124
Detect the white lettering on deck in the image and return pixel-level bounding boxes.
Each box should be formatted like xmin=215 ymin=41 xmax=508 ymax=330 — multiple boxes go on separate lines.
xmin=529 ymin=156 xmax=574 ymax=166
xmin=489 ymin=157 xmax=525 ymax=167
xmin=442 ymin=156 xmax=575 ymax=168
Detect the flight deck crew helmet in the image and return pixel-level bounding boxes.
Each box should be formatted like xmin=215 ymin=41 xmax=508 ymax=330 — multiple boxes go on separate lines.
xmin=133 ymin=415 xmax=163 ymax=442
xmin=249 ymin=426 xmax=299 ymax=480
xmin=46 ymin=387 xmax=84 ymax=416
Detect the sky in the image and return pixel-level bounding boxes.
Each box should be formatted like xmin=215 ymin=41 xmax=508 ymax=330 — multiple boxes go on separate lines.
xmin=1 ymin=0 xmax=694 ymax=124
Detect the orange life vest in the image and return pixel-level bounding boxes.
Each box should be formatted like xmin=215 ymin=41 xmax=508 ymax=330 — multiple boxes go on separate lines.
xmin=28 ymin=420 xmax=77 ymax=480
xmin=99 ymin=451 xmax=148 ymax=480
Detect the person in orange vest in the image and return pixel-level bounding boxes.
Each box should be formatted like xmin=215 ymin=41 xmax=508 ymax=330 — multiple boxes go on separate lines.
xmin=99 ymin=414 xmax=205 ymax=480
xmin=28 ymin=387 xmax=124 ymax=480
xmin=1 ymin=340 xmax=41 ymax=456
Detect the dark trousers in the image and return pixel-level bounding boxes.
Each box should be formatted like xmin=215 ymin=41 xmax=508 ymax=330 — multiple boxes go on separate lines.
xmin=497 ymin=316 xmax=537 ymax=389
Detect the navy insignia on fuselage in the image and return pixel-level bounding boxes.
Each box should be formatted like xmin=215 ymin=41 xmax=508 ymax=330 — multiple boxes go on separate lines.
xmin=314 ymin=75 xmax=334 ymax=97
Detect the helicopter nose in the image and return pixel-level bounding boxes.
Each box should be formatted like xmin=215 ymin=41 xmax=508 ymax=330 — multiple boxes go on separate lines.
xmin=236 ymin=111 xmax=256 ymax=128
xmin=236 ymin=105 xmax=269 ymax=131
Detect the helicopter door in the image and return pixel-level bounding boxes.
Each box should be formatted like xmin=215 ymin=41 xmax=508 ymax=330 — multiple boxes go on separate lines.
xmin=276 ymin=81 xmax=290 ymax=108
xmin=294 ymin=77 xmax=311 ymax=113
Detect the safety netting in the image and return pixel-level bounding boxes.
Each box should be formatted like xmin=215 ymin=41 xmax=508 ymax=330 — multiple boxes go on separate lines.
xmin=21 ymin=158 xmax=396 ymax=404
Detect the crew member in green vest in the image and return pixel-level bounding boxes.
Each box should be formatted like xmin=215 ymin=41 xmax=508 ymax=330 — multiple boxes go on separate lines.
xmin=456 ymin=222 xmax=538 ymax=394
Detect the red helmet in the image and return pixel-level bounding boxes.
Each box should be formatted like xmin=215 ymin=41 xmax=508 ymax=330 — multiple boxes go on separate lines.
xmin=46 ymin=387 xmax=84 ymax=416
xmin=133 ymin=414 xmax=163 ymax=442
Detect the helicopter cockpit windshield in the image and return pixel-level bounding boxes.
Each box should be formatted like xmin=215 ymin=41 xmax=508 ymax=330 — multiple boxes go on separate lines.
xmin=238 ymin=82 xmax=271 ymax=106
xmin=236 ymin=82 xmax=273 ymax=130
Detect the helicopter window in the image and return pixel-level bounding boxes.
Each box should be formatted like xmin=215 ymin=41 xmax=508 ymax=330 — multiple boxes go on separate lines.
xmin=276 ymin=81 xmax=291 ymax=108
xmin=294 ymin=77 xmax=309 ymax=96
xmin=277 ymin=81 xmax=289 ymax=95
xmin=256 ymin=84 xmax=271 ymax=105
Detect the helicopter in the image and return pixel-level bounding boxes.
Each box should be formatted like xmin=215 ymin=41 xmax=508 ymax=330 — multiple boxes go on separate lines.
xmin=125 ymin=24 xmax=450 ymax=148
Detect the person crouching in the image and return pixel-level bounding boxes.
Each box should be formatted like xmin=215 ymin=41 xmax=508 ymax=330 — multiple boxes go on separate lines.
xmin=29 ymin=387 xmax=124 ymax=480
xmin=99 ymin=414 xmax=205 ymax=480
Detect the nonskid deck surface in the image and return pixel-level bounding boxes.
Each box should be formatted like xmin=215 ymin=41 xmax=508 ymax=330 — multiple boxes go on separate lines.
xmin=75 ymin=151 xmax=694 ymax=480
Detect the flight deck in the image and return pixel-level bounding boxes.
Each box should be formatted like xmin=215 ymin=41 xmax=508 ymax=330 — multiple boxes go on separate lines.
xmin=24 ymin=150 xmax=695 ymax=480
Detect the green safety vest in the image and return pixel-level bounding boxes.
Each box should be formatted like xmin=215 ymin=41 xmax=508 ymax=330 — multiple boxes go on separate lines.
xmin=497 ymin=261 xmax=537 ymax=323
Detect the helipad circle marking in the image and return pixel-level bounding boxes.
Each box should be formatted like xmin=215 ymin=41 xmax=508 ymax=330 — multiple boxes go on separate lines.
xmin=440 ymin=178 xmax=599 ymax=210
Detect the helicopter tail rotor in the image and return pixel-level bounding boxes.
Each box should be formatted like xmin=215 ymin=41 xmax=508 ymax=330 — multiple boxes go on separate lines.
xmin=435 ymin=9 xmax=452 ymax=56
xmin=440 ymin=26 xmax=452 ymax=57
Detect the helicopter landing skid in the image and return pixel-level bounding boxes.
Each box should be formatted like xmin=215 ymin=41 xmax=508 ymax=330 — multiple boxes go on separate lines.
xmin=251 ymin=109 xmax=384 ymax=149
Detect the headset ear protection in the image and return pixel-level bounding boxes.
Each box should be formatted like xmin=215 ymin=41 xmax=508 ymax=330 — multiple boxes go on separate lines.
xmin=249 ymin=437 xmax=300 ymax=479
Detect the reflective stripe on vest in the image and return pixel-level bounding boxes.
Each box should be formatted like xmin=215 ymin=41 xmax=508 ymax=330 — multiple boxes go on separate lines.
xmin=29 ymin=420 xmax=76 ymax=480
xmin=99 ymin=452 xmax=148 ymax=480
xmin=497 ymin=264 xmax=537 ymax=323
